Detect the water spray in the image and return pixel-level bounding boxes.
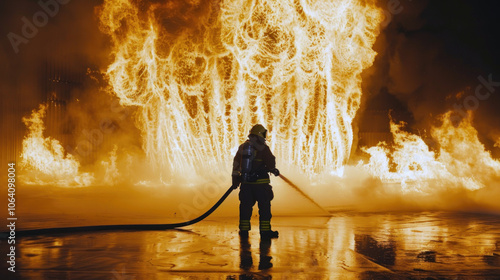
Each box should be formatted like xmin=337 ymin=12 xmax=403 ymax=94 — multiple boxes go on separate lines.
xmin=279 ymin=174 xmax=331 ymax=215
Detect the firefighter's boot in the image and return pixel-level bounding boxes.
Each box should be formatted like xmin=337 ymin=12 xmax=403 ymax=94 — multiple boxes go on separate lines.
xmin=259 ymin=220 xmax=278 ymax=239
xmin=239 ymin=219 xmax=250 ymax=237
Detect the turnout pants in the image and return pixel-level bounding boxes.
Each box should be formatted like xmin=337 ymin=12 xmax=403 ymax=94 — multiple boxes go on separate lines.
xmin=239 ymin=183 xmax=274 ymax=232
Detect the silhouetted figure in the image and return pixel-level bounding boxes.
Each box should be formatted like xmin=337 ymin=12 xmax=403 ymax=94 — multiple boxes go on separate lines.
xmin=238 ymin=234 xmax=274 ymax=273
xmin=259 ymin=238 xmax=273 ymax=270
xmin=239 ymin=234 xmax=253 ymax=270
xmin=232 ymin=124 xmax=280 ymax=239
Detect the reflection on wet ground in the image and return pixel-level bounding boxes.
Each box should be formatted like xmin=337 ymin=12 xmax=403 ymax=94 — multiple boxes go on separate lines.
xmin=1 ymin=211 xmax=500 ymax=279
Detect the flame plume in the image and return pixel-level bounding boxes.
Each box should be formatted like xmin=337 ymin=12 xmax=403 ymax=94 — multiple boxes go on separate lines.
xmin=360 ymin=112 xmax=500 ymax=193
xmin=97 ymin=0 xmax=383 ymax=176
xmin=19 ymin=105 xmax=93 ymax=186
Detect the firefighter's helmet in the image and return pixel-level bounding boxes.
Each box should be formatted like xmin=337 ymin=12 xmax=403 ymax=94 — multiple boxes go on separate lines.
xmin=249 ymin=124 xmax=267 ymax=139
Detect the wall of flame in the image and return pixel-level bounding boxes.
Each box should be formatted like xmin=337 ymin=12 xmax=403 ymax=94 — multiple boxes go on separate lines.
xmin=96 ymin=0 xmax=383 ymax=176
xmin=15 ymin=0 xmax=500 ymax=212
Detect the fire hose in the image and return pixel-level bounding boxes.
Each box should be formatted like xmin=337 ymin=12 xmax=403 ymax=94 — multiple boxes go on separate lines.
xmin=5 ymin=175 xmax=328 ymax=236
xmin=6 ymin=186 xmax=235 ymax=237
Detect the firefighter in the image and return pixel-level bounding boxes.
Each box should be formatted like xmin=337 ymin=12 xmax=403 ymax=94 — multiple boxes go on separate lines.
xmin=232 ymin=124 xmax=280 ymax=239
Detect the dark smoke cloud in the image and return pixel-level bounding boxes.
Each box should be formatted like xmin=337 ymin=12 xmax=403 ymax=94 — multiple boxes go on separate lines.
xmin=362 ymin=0 xmax=500 ymax=156
xmin=0 ymin=0 xmax=219 ymax=181
xmin=0 ymin=0 xmax=111 ymax=162
xmin=0 ymin=0 xmax=109 ymax=101
xmin=0 ymin=0 xmax=155 ymax=188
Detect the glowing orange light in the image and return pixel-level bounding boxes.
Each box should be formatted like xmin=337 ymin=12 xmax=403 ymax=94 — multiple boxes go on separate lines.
xmin=360 ymin=112 xmax=500 ymax=192
xmin=19 ymin=104 xmax=93 ymax=186
xmin=96 ymin=0 xmax=384 ymax=177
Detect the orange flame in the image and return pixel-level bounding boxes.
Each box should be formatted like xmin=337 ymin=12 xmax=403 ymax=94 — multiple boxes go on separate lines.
xmin=19 ymin=105 xmax=94 ymax=186
xmin=97 ymin=0 xmax=384 ymax=177
xmin=360 ymin=112 xmax=500 ymax=192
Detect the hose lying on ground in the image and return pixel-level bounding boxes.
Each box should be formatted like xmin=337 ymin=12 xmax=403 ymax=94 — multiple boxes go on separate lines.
xmin=4 ymin=186 xmax=235 ymax=237
xmin=4 ymin=175 xmax=329 ymax=237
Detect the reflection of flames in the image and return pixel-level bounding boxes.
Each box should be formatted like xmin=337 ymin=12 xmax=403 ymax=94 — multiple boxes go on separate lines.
xmin=19 ymin=105 xmax=93 ymax=186
xmin=360 ymin=112 xmax=500 ymax=192
xmin=96 ymin=0 xmax=383 ymax=176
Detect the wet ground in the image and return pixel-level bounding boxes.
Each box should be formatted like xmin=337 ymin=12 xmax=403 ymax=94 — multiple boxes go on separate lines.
xmin=2 ymin=211 xmax=500 ymax=280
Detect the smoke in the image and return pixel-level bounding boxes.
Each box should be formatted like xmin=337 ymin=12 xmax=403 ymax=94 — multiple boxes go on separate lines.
xmin=274 ymin=166 xmax=500 ymax=215
xmin=0 ymin=0 xmax=109 ymax=98
xmin=0 ymin=0 xmax=111 ymax=168
xmin=350 ymin=0 xmax=500 ymax=214
xmin=361 ymin=0 xmax=500 ymax=152
xmin=0 ymin=1 xmax=158 ymax=186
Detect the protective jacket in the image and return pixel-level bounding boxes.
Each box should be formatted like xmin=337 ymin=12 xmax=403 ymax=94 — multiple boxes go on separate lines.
xmin=232 ymin=138 xmax=276 ymax=184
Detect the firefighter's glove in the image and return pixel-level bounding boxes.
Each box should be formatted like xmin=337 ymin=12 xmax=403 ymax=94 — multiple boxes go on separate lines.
xmin=270 ymin=168 xmax=280 ymax=176
xmin=232 ymin=174 xmax=241 ymax=189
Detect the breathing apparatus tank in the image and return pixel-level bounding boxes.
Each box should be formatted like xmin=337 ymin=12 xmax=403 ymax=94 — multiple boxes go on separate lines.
xmin=241 ymin=142 xmax=255 ymax=182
